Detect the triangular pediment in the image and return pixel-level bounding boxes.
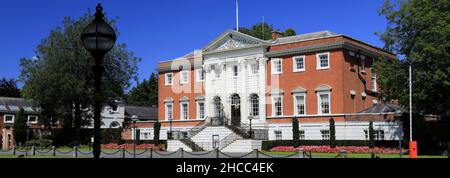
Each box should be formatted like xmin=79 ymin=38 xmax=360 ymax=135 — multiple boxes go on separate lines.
xmin=203 ymin=30 xmax=268 ymax=53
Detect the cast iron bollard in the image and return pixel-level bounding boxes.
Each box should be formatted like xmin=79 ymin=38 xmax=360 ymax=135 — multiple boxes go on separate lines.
xmin=180 ymin=148 xmax=184 ymax=158
xmin=150 ymin=148 xmax=153 ymax=158
xmin=298 ymin=148 xmax=304 ymax=158
xmin=122 ymin=148 xmax=126 ymax=158
xmin=52 ymin=146 xmax=56 ymax=156
xmin=12 ymin=146 xmax=16 ymax=155
xmin=255 ymin=149 xmax=259 ymax=158
xmin=340 ymin=150 xmax=348 ymax=158
xmin=32 ymin=146 xmax=36 ymax=156
xmin=215 ymin=148 xmax=219 ymax=158
xmin=74 ymin=146 xmax=78 ymax=158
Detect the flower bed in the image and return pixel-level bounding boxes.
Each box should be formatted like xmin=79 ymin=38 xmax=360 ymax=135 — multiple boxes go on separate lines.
xmin=101 ymin=143 xmax=165 ymax=151
xmin=270 ymin=146 xmax=407 ymax=154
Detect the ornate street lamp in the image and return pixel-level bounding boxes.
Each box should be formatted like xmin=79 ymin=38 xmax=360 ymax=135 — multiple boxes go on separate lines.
xmin=81 ymin=3 xmax=117 ymax=159
xmin=25 ymin=122 xmax=31 ymax=156
xmin=248 ymin=115 xmax=253 ymax=139
xmin=132 ymin=115 xmax=139 ymax=158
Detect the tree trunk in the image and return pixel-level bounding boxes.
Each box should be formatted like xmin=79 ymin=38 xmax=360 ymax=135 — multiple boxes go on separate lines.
xmin=73 ymin=102 xmax=82 ymax=146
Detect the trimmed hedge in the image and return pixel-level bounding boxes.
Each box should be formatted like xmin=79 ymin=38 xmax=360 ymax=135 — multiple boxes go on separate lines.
xmin=262 ymin=140 xmax=402 ymax=150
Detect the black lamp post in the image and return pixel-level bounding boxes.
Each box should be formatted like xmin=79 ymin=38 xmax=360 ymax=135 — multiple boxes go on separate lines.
xmin=132 ymin=115 xmax=138 ymax=159
xmin=81 ymin=3 xmax=117 ymax=159
xmin=25 ymin=122 xmax=31 ymax=156
xmin=248 ymin=115 xmax=253 ymax=139
xmin=168 ymin=118 xmax=173 ymax=140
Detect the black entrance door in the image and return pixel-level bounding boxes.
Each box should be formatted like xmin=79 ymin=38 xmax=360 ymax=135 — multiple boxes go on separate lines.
xmin=231 ymin=94 xmax=241 ymax=126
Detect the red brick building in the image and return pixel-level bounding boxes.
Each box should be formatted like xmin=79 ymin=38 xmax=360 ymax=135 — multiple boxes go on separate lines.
xmin=154 ymin=30 xmax=404 ymax=151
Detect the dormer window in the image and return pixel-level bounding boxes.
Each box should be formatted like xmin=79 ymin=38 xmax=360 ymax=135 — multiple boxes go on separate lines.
xmin=4 ymin=114 xmax=14 ymax=123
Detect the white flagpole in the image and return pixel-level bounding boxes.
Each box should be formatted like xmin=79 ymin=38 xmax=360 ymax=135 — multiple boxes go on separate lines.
xmin=236 ymin=0 xmax=239 ymax=32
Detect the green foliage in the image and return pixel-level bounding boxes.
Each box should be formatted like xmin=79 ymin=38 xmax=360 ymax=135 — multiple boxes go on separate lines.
xmin=292 ymin=118 xmax=299 ymax=146
xmin=0 ymin=78 xmax=21 ymax=97
xmin=376 ymin=0 xmax=450 ymax=118
xmin=126 ymin=73 xmax=158 ymax=107
xmin=330 ymin=118 xmax=336 ymax=148
xmin=19 ymin=11 xmax=141 ymax=144
xmin=283 ymin=28 xmax=297 ymax=37
xmin=13 ymin=108 xmax=28 ymax=145
xmin=239 ymin=22 xmax=297 ymax=40
xmin=369 ymin=121 xmax=375 ymax=148
xmin=26 ymin=139 xmax=53 ymax=148
xmin=101 ymin=128 xmax=122 ymax=144
xmin=154 ymin=122 xmax=161 ymax=144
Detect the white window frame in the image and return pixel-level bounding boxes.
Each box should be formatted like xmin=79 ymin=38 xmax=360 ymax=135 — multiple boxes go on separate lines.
xmin=316 ymin=52 xmax=330 ymax=70
xmin=321 ymin=130 xmax=330 ymax=140
xmin=27 ymin=115 xmax=38 ymax=124
xmin=165 ymin=73 xmax=173 ymax=86
xmin=4 ymin=114 xmax=14 ymax=124
xmin=271 ymin=96 xmax=284 ymax=117
xmin=180 ymin=71 xmax=189 ymax=84
xmin=293 ymin=94 xmax=306 ymax=116
xmin=196 ymin=69 xmax=205 ymax=83
xmin=317 ymin=91 xmax=331 ymax=115
xmin=180 ymin=102 xmax=189 ymax=120
xmin=271 ymin=58 xmax=283 ymax=75
xmin=293 ymin=55 xmax=306 ymax=72
xmin=165 ymin=103 xmax=173 ymax=121
xmin=250 ymin=63 xmax=259 ymax=76
xmin=371 ymin=68 xmax=377 ymax=92
xmin=274 ymin=130 xmax=283 ymax=141
xmin=250 ymin=94 xmax=259 ymax=117
xmin=196 ymin=101 xmax=205 ymax=120
xmin=299 ymin=130 xmax=305 ymax=140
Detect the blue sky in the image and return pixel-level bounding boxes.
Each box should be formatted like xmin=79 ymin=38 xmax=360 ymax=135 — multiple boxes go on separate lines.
xmin=0 ymin=0 xmax=388 ymax=88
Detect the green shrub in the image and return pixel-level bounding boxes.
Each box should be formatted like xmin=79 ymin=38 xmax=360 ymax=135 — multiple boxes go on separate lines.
xmin=26 ymin=139 xmax=53 ymax=148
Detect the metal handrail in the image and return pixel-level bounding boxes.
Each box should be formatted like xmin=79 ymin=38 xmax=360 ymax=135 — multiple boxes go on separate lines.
xmin=219 ymin=133 xmax=241 ymax=150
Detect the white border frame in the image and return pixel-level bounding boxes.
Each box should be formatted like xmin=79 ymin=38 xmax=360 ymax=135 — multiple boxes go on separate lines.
xmin=180 ymin=71 xmax=189 ymax=84
xmin=3 ymin=114 xmax=14 ymax=124
xmin=316 ymin=52 xmax=330 ymax=70
xmin=271 ymin=96 xmax=284 ymax=117
xmin=165 ymin=102 xmax=173 ymax=121
xmin=293 ymin=93 xmax=307 ymax=116
xmin=27 ymin=115 xmax=38 ymax=124
xmin=180 ymin=101 xmax=189 ymax=120
xmin=317 ymin=91 xmax=331 ymax=115
xmin=293 ymin=55 xmax=306 ymax=72
xmin=165 ymin=73 xmax=173 ymax=86
xmin=271 ymin=58 xmax=283 ymax=75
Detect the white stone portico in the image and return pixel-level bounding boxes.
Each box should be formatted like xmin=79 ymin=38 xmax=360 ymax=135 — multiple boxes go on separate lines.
xmin=202 ymin=30 xmax=268 ymax=128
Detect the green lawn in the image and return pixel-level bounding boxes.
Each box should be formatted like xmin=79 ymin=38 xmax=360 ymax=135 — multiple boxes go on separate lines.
xmin=266 ymin=151 xmax=448 ymax=158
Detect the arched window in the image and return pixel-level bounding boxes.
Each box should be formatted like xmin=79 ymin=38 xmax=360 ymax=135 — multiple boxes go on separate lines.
xmin=231 ymin=94 xmax=240 ymax=107
xmin=250 ymin=94 xmax=259 ymax=117
xmin=214 ymin=96 xmax=222 ymax=117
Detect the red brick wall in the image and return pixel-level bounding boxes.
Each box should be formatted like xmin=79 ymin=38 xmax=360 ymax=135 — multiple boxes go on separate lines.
xmin=266 ymin=49 xmax=346 ymax=117
xmin=158 ymin=68 xmax=205 ymax=125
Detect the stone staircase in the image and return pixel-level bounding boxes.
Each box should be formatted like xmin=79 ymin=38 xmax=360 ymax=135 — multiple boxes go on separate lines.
xmin=169 ymin=125 xmax=266 ymax=153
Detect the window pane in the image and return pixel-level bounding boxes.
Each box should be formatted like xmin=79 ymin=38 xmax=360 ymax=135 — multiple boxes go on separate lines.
xmin=251 ymin=95 xmax=259 ymax=116
xmin=320 ymin=94 xmax=330 ymax=114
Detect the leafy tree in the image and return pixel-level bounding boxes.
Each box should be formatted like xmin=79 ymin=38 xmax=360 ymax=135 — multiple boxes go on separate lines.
xmin=329 ymin=118 xmax=336 ymax=148
xmin=0 ymin=78 xmax=21 ymax=97
xmin=126 ymin=73 xmax=158 ymax=107
xmin=283 ymin=28 xmax=297 ymax=37
xmin=292 ymin=118 xmax=299 ymax=147
xmin=375 ymin=0 xmax=450 ymax=118
xmin=238 ymin=22 xmax=297 ymax=40
xmin=154 ymin=122 xmax=161 ymax=144
xmin=20 ymin=11 xmax=141 ymax=145
xmin=369 ymin=121 xmax=375 ymax=148
xmin=375 ymin=0 xmax=450 ymax=151
xmin=13 ymin=108 xmax=28 ymax=146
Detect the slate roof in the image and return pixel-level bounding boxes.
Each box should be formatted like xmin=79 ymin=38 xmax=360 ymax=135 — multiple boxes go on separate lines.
xmin=124 ymin=106 xmax=158 ymax=121
xmin=359 ymin=103 xmax=407 ymax=114
xmin=0 ymin=97 xmax=40 ymax=114
xmin=270 ymin=30 xmax=338 ymax=44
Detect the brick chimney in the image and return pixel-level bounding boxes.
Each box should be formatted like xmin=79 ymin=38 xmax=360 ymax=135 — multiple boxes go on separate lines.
xmin=271 ymin=31 xmax=283 ymax=40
